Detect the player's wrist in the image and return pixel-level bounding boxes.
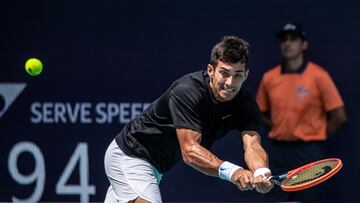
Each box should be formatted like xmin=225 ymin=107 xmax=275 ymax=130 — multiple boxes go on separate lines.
xmin=253 ymin=167 xmax=271 ymax=178
xmin=218 ymin=161 xmax=242 ymax=182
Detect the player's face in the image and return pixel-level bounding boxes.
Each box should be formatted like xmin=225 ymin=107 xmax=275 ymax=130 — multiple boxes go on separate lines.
xmin=279 ymin=34 xmax=308 ymax=60
xmin=207 ymin=60 xmax=248 ymax=102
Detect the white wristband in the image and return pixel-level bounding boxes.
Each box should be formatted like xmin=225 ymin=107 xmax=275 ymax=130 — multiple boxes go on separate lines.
xmin=253 ymin=167 xmax=271 ymax=177
xmin=219 ymin=161 xmax=242 ymax=182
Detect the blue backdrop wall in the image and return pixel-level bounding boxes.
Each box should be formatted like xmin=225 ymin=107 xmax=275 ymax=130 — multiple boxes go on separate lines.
xmin=1 ymin=0 xmax=359 ymax=202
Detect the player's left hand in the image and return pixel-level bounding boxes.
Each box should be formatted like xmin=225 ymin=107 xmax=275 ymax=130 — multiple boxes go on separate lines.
xmin=231 ymin=168 xmax=255 ymax=191
xmin=252 ymin=173 xmax=274 ymax=193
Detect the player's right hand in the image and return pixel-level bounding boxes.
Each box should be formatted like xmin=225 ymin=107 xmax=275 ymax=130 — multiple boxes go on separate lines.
xmin=252 ymin=173 xmax=273 ymax=193
xmin=231 ymin=168 xmax=254 ymax=191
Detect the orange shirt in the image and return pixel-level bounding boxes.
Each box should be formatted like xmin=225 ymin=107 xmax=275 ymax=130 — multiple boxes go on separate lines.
xmin=256 ymin=62 xmax=344 ymax=141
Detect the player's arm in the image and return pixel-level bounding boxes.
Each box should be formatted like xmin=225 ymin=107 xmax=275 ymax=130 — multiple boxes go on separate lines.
xmin=242 ymin=130 xmax=273 ymax=193
xmin=177 ymin=128 xmax=255 ymax=191
xmin=326 ymin=107 xmax=347 ymax=138
xmin=176 ymin=128 xmax=222 ymax=176
xmin=242 ymin=131 xmax=268 ymax=171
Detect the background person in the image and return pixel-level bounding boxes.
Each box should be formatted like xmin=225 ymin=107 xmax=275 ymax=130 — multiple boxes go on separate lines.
xmin=256 ymin=22 xmax=347 ymax=203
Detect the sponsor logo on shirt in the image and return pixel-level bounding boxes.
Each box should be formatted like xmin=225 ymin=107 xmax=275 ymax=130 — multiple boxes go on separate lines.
xmin=222 ymin=114 xmax=231 ymax=119
xmin=296 ymin=87 xmax=310 ymax=94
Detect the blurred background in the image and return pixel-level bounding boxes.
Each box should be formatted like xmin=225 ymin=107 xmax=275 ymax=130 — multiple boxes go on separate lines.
xmin=1 ymin=0 xmax=359 ymax=202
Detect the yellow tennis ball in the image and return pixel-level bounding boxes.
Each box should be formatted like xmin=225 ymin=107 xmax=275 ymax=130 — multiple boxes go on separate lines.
xmin=25 ymin=58 xmax=43 ymax=76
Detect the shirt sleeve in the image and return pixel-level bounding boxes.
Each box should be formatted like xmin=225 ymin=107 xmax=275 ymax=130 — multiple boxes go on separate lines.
xmin=256 ymin=75 xmax=270 ymax=112
xmin=317 ymin=71 xmax=344 ymax=111
xmin=236 ymin=91 xmax=261 ymax=132
xmin=169 ymin=84 xmax=202 ymax=132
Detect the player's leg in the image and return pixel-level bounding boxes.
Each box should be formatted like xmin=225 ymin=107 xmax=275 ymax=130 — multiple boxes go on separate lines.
xmin=104 ymin=139 xmax=162 ymax=203
xmin=104 ymin=185 xmax=120 ymax=203
xmin=130 ymin=197 xmax=151 ymax=203
xmin=104 ymin=186 xmax=154 ymax=203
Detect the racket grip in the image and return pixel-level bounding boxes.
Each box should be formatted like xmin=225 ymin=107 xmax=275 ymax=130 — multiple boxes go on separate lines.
xmin=268 ymin=173 xmax=288 ymax=185
xmin=268 ymin=177 xmax=281 ymax=186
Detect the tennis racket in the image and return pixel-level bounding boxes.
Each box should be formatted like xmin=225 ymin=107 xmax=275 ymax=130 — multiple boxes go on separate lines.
xmin=268 ymin=158 xmax=342 ymax=192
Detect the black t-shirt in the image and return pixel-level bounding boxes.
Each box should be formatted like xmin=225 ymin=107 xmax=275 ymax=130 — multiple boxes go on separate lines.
xmin=115 ymin=70 xmax=261 ymax=173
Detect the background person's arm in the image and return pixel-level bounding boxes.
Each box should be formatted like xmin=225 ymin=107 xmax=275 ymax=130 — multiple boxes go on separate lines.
xmin=327 ymin=107 xmax=347 ymax=138
xmin=260 ymin=111 xmax=272 ymax=130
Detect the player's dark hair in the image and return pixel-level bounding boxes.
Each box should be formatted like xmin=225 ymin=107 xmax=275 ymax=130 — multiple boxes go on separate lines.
xmin=210 ymin=36 xmax=250 ymax=68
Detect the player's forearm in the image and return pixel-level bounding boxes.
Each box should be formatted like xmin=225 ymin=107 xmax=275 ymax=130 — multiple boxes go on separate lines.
xmin=181 ymin=143 xmax=223 ymax=177
xmin=244 ymin=144 xmax=269 ymax=172
xmin=242 ymin=132 xmax=269 ymax=171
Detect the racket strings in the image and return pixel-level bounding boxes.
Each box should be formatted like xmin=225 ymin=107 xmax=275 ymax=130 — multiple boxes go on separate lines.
xmin=282 ymin=160 xmax=339 ymax=186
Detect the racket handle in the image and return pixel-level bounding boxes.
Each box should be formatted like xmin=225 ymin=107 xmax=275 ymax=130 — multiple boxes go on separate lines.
xmin=268 ymin=173 xmax=288 ymax=185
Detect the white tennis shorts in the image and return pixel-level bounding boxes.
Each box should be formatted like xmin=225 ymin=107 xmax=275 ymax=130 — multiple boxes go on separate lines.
xmin=104 ymin=139 xmax=163 ymax=203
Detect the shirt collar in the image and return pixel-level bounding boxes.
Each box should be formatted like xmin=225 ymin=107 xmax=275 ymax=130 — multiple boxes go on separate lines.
xmin=281 ymin=59 xmax=309 ymax=74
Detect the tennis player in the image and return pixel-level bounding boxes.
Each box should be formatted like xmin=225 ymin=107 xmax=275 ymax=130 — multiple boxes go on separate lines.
xmin=104 ymin=36 xmax=274 ymax=203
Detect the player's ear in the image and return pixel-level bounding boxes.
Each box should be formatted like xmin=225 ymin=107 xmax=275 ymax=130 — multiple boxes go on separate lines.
xmin=244 ymin=69 xmax=249 ymax=80
xmin=207 ymin=64 xmax=214 ymax=78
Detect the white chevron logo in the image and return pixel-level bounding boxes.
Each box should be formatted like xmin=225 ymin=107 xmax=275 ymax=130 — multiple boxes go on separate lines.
xmin=0 ymin=83 xmax=27 ymax=120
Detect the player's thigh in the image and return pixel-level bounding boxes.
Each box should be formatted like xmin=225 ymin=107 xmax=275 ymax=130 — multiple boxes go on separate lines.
xmin=104 ymin=140 xmax=162 ymax=202
xmin=104 ymin=186 xmax=152 ymax=203
xmin=130 ymin=197 xmax=152 ymax=203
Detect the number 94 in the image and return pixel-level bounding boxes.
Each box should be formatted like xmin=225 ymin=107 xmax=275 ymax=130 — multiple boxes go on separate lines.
xmin=8 ymin=142 xmax=96 ymax=203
